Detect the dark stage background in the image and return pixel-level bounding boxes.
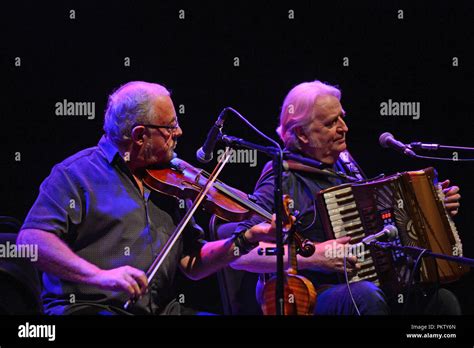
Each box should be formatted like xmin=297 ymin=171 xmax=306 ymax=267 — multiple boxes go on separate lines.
xmin=2 ymin=1 xmax=473 ymax=315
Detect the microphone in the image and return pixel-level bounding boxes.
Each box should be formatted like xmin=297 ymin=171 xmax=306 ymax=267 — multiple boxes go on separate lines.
xmin=361 ymin=225 xmax=398 ymax=246
xmin=409 ymin=142 xmax=440 ymax=151
xmin=379 ymin=132 xmax=416 ymax=157
xmin=196 ymin=109 xmax=227 ymax=163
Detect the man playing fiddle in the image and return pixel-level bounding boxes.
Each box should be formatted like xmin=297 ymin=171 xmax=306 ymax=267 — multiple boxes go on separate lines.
xmin=17 ymin=81 xmax=276 ymax=315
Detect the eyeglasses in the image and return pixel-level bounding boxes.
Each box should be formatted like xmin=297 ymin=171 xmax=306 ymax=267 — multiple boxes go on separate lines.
xmin=134 ymin=122 xmax=180 ymax=134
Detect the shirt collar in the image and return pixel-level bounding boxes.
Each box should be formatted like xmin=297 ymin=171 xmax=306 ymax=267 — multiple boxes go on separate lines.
xmin=98 ymin=135 xmax=122 ymax=164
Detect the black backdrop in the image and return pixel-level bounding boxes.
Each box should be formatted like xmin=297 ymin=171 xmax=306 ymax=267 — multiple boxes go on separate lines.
xmin=2 ymin=1 xmax=473 ymax=315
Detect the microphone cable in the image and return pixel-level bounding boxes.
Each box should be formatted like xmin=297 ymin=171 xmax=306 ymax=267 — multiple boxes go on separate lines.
xmin=410 ymin=153 xmax=474 ymax=162
xmin=344 ymin=251 xmax=361 ymax=316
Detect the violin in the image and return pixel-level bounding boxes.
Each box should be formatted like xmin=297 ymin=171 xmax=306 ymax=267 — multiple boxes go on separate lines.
xmin=124 ymin=155 xmax=315 ymax=310
xmin=144 ymin=157 xmax=315 ymax=257
xmin=260 ymin=196 xmax=317 ymax=315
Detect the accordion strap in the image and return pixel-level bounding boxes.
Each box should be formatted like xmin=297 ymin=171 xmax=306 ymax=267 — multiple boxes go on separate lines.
xmin=336 ymin=150 xmax=367 ymax=180
xmin=285 ymin=160 xmax=358 ymax=182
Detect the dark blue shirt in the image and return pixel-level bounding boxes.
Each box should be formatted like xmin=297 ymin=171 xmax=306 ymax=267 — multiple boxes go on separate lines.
xmin=235 ymin=159 xmax=349 ymax=286
xmin=22 ymin=135 xmax=205 ymax=314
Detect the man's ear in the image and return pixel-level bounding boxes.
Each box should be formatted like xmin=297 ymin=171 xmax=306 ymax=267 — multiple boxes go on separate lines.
xmin=130 ymin=125 xmax=146 ymax=145
xmin=295 ymin=126 xmax=309 ymax=145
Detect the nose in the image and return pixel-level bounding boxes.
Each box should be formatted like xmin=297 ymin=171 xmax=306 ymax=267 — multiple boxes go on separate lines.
xmin=174 ymin=125 xmax=183 ymax=138
xmin=338 ymin=117 xmax=348 ymax=133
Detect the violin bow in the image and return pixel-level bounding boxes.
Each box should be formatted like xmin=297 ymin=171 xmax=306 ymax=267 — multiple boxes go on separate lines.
xmin=124 ymin=148 xmax=233 ymax=310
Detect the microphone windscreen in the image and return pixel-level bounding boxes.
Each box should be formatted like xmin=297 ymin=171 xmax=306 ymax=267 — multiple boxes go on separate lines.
xmin=379 ymin=132 xmax=393 ymax=148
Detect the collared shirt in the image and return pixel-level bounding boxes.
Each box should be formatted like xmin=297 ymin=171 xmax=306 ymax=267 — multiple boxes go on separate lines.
xmin=22 ymin=135 xmax=205 ymax=314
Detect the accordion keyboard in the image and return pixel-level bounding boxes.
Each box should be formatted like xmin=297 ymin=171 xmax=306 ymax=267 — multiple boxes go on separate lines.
xmin=323 ymin=187 xmax=381 ymax=286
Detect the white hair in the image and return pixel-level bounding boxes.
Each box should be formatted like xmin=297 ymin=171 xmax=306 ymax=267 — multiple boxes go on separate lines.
xmin=276 ymin=80 xmax=341 ymax=151
xmin=103 ymin=81 xmax=170 ymax=145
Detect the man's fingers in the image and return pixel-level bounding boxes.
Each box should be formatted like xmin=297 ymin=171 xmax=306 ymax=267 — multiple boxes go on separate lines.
xmin=134 ymin=274 xmax=149 ymax=294
xmin=444 ymin=186 xmax=460 ymax=196
xmin=443 ymin=185 xmax=461 ymax=216
xmin=440 ymin=179 xmax=450 ymax=189
xmin=259 ymin=221 xmax=274 ymax=233
xmin=133 ymin=275 xmax=148 ymax=295
xmin=127 ymin=268 xmax=148 ymax=295
xmin=124 ymin=274 xmax=141 ymax=298
xmin=128 ymin=268 xmax=148 ymax=287
xmin=339 ymin=265 xmax=358 ymax=277
xmin=271 ymin=214 xmax=277 ymax=228
xmin=335 ymin=256 xmax=358 ymax=272
xmin=444 ymin=193 xmax=461 ymax=203
xmin=346 ymin=255 xmax=358 ymax=266
xmin=120 ymin=279 xmax=137 ymax=298
xmin=335 ymin=236 xmax=351 ymax=244
xmin=348 ymin=268 xmax=358 ymax=277
xmin=445 ymin=202 xmax=460 ymax=210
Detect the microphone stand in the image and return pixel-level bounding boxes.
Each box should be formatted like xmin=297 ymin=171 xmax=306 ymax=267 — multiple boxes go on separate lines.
xmin=410 ymin=143 xmax=474 ymax=152
xmin=371 ymin=241 xmax=474 ymax=267
xmin=404 ymin=142 xmax=474 ymax=161
xmin=216 ymin=108 xmax=347 ymax=315
xmin=370 ymin=241 xmax=473 ymax=315
xmin=220 ymin=134 xmax=286 ymax=315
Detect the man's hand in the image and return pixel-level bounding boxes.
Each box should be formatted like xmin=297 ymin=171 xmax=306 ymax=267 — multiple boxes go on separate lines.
xmin=89 ymin=266 xmax=148 ymax=300
xmin=244 ymin=214 xmax=279 ymax=243
xmin=440 ymin=179 xmax=461 ymax=217
xmin=310 ymin=237 xmax=361 ymax=276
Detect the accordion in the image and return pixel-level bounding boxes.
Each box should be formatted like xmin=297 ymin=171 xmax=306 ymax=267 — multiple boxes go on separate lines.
xmin=316 ymin=167 xmax=468 ymax=297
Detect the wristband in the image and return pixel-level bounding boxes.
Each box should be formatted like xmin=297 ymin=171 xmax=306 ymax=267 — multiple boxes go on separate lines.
xmin=233 ymin=230 xmax=259 ymax=255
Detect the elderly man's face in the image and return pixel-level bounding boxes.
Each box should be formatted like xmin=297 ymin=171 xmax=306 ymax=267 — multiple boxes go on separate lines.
xmin=297 ymin=95 xmax=348 ymax=164
xmin=141 ymin=95 xmax=182 ymax=165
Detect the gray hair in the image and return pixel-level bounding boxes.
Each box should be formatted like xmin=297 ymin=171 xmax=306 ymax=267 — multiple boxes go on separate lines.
xmin=103 ymin=81 xmax=170 ymax=145
xmin=276 ymin=80 xmax=341 ymax=151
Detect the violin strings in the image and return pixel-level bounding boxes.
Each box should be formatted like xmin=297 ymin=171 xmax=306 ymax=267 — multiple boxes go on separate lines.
xmin=200 ymin=168 xmax=273 ymax=221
